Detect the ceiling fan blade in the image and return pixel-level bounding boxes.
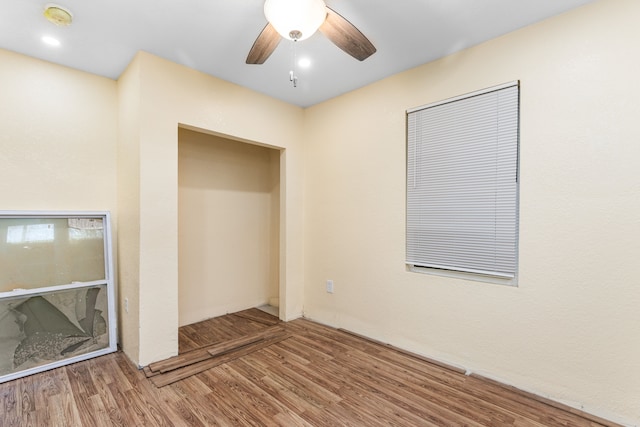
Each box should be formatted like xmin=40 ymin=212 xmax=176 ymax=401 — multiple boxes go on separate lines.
xmin=319 ymin=7 xmax=376 ymax=61
xmin=246 ymin=23 xmax=281 ymax=64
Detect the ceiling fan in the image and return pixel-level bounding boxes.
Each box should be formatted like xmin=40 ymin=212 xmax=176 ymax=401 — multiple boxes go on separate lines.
xmin=246 ymin=0 xmax=376 ymax=65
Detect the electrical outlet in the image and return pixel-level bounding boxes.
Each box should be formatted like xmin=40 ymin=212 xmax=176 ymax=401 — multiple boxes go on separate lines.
xmin=326 ymin=280 xmax=334 ymax=294
xmin=124 ymin=297 xmax=129 ymax=313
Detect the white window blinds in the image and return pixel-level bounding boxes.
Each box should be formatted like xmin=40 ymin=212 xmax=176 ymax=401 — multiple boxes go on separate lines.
xmin=406 ymin=82 xmax=519 ymax=278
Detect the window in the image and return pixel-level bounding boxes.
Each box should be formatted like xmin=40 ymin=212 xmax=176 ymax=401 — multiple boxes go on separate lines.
xmin=0 ymin=211 xmax=116 ymax=384
xmin=406 ymin=82 xmax=519 ymax=282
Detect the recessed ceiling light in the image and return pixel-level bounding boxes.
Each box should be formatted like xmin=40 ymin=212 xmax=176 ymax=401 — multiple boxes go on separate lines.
xmin=42 ymin=35 xmax=61 ymax=47
xmin=43 ymin=4 xmax=73 ymax=26
xmin=298 ymin=58 xmax=311 ymax=68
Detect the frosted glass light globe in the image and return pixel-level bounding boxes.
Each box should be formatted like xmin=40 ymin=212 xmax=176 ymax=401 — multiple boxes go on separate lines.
xmin=264 ymin=0 xmax=327 ymax=41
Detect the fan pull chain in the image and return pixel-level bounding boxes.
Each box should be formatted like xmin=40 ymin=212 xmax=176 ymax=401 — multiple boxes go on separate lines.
xmin=289 ymin=31 xmax=300 ymax=88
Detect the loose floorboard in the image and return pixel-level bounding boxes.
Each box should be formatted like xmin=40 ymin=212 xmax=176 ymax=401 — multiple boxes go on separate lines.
xmin=0 ymin=311 xmax=622 ymax=427
xmin=150 ymin=325 xmax=286 ymax=374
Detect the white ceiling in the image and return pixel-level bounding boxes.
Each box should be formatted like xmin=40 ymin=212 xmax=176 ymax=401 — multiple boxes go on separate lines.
xmin=1 ymin=0 xmax=595 ymax=108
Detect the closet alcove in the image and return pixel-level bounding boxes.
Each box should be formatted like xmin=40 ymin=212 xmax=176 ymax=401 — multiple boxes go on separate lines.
xmin=177 ymin=128 xmax=281 ymax=334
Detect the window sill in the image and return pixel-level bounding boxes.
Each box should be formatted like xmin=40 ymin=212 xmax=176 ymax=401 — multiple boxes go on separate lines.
xmin=407 ymin=265 xmax=518 ymax=287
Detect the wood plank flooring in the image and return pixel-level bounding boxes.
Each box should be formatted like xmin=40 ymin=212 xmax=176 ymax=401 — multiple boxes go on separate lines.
xmin=0 ymin=309 xmax=622 ymax=426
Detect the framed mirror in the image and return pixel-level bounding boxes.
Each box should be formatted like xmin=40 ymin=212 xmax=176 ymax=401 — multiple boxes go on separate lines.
xmin=0 ymin=211 xmax=116 ymax=383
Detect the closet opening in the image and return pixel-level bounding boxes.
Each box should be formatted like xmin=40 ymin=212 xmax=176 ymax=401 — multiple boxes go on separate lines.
xmin=177 ymin=127 xmax=281 ymax=352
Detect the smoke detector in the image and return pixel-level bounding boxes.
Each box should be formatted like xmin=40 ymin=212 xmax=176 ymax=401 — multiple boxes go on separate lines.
xmin=43 ymin=4 xmax=73 ymax=26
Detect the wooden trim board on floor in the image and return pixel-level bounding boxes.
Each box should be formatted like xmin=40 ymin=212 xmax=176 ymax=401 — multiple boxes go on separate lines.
xmin=147 ymin=326 xmax=289 ymax=387
xmin=149 ymin=325 xmax=286 ymax=374
xmin=149 ymin=333 xmax=291 ymax=387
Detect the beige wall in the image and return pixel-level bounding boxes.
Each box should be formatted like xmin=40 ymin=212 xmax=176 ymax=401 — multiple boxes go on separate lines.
xmin=303 ymin=0 xmax=639 ymax=424
xmin=118 ymin=52 xmax=305 ymax=366
xmin=0 ymin=50 xmax=117 ymax=211
xmin=178 ymin=128 xmax=280 ymax=326
xmin=117 ymin=54 xmax=142 ymax=362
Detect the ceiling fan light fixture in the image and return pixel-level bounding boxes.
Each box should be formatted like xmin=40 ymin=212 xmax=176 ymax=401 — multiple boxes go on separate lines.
xmin=264 ymin=0 xmax=327 ymax=41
